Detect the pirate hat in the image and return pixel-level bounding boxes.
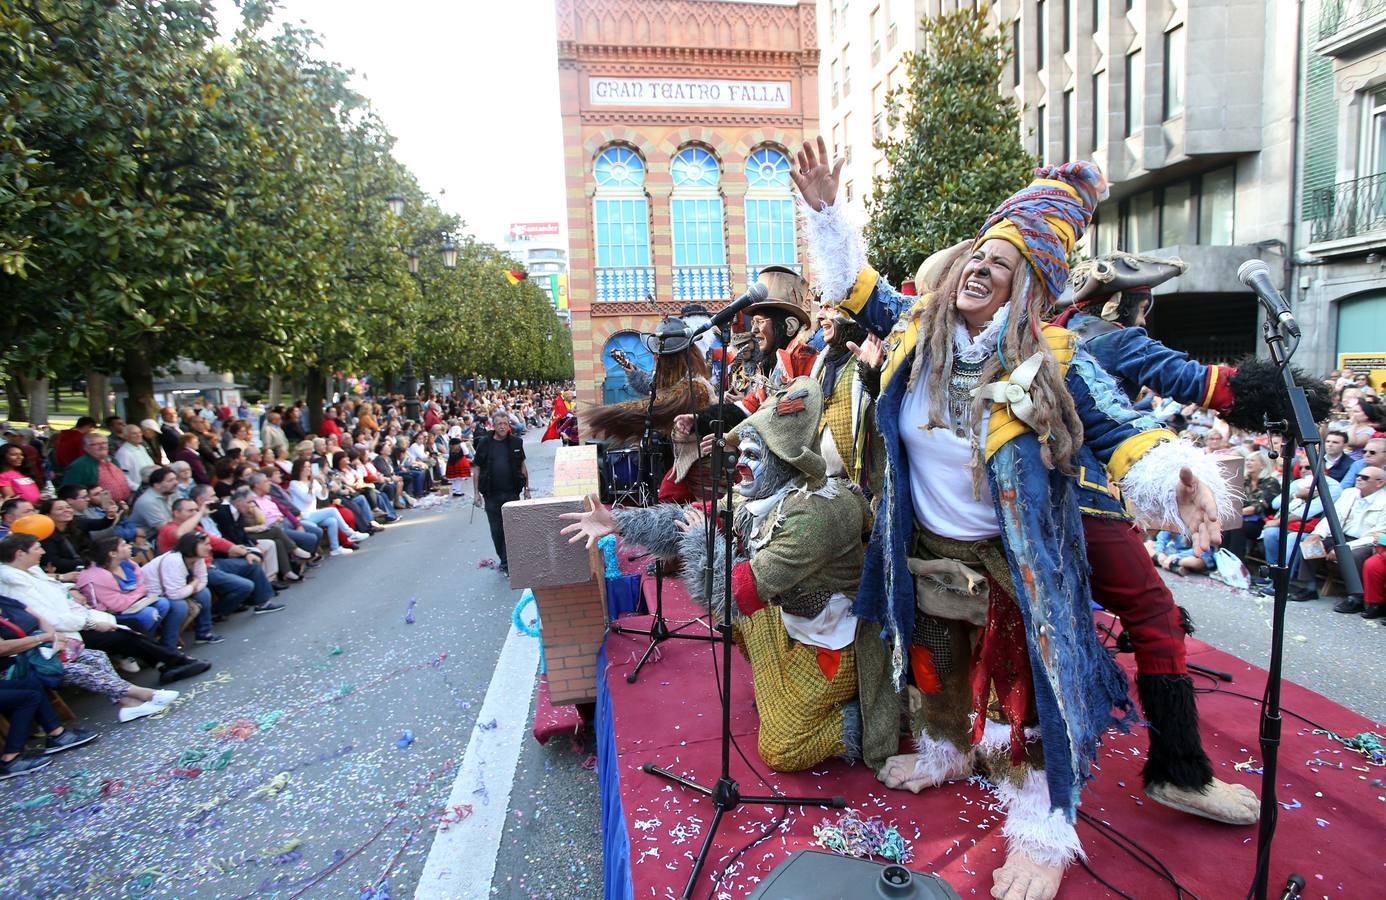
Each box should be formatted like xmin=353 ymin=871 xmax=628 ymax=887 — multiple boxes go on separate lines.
xmin=748 ymin=265 xmax=812 ymax=328
xmin=1067 ymin=252 xmax=1188 ymax=304
xmin=734 ymin=376 xmax=826 ymax=482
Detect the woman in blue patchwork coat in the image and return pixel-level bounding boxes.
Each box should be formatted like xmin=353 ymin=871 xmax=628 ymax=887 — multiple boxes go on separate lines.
xmin=792 ymin=137 xmax=1231 ymax=900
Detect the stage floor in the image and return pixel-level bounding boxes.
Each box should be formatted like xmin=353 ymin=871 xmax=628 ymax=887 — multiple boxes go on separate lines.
xmin=594 ymin=574 xmax=1385 ymax=899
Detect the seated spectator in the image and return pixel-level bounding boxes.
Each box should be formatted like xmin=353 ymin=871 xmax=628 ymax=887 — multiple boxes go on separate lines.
xmin=285 ymin=460 xmax=365 ymax=555
xmin=347 ymin=450 xmax=398 ymax=521
xmin=319 ymin=406 xmax=344 ymax=441
xmin=370 ymin=443 xmax=413 ymax=510
xmin=0 ymin=534 xmax=185 ymax=720
xmin=173 ymin=433 xmax=210 ymax=485
xmin=1241 ymin=449 xmax=1280 ymax=549
xmin=56 ymin=484 xmax=122 ymax=534
xmin=161 ymin=492 xmax=282 ymax=618
xmin=61 ymin=430 xmax=132 ymax=505
xmin=169 ymin=460 xmax=196 ymax=498
xmin=0 ymin=444 xmax=41 ymax=503
xmin=247 ymin=472 xmax=322 ymax=558
xmin=3 ymin=426 xmax=45 ymax=487
xmin=78 ymin=533 xmax=198 ymax=654
xmin=1148 ymin=530 xmax=1216 ymax=575
xmin=1360 ymin=535 xmax=1386 ymax=621
xmin=53 ymin=416 xmax=97 ymax=474
xmin=1261 ymin=463 xmax=1346 ymax=574
xmin=114 ymin=424 xmax=156 ymax=491
xmin=392 ymin=441 xmax=429 ymax=499
xmin=36 ymin=498 xmax=92 ymax=576
xmin=0 ymin=497 xmax=35 ymax=538
xmin=1321 ymin=430 xmax=1353 ymax=482
xmin=211 ymin=487 xmax=297 ymax=586
xmin=131 ymin=466 xmax=180 ymax=533
xmin=137 ymin=419 xmax=167 ymax=466
xmin=326 ymin=453 xmax=385 ymax=532
xmin=0 ymin=608 xmax=99 ymax=779
xmin=1288 ymin=466 xmax=1386 ymax=607
xmin=1341 ymin=437 xmax=1385 ymax=487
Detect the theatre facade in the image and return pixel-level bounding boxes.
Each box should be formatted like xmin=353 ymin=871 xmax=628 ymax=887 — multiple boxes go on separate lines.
xmin=555 ymin=0 xmax=821 ymax=402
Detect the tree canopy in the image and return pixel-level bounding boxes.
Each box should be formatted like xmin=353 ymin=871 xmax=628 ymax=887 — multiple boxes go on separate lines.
xmin=0 ymin=0 xmax=570 ymax=420
xmin=866 ymin=6 xmax=1037 ymax=286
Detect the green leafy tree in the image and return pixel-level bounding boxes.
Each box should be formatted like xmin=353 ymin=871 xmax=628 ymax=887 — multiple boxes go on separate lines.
xmin=866 ymin=6 xmax=1036 ymax=286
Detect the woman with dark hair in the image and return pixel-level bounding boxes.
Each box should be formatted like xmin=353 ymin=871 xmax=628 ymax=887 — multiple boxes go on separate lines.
xmin=36 ymin=498 xmax=92 ymax=575
xmin=395 ymin=439 xmax=430 ymax=498
xmin=286 ymin=459 xmax=366 ymax=553
xmin=0 ymin=444 xmax=40 ymax=503
xmin=144 ymin=530 xmax=223 ymax=644
xmin=78 ymin=534 xmax=189 ymax=649
xmin=326 ymin=452 xmax=382 ymax=533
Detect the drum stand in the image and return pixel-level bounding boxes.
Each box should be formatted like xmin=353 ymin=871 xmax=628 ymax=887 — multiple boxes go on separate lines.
xmin=607 ymin=337 xmax=715 ymax=684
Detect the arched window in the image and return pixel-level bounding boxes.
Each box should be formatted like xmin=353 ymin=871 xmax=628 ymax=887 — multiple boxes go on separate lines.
xmin=744 ymin=147 xmax=797 ymax=280
xmin=593 ymin=146 xmax=653 ymax=302
xmin=670 ymin=146 xmax=728 ymax=301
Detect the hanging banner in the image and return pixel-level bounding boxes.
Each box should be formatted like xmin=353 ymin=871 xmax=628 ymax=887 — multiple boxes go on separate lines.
xmin=589 ymin=77 xmax=791 ymax=109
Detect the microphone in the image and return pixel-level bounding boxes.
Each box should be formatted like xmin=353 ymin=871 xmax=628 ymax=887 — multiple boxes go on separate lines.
xmin=1238 ymin=259 xmax=1300 ymax=338
xmin=690 ymin=282 xmax=768 ymax=337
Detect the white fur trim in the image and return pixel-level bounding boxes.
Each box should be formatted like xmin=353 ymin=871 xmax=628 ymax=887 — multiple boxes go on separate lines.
xmin=993 ymin=769 xmax=1085 ymax=869
xmin=977 ymin=719 xmax=1042 ymax=752
xmin=800 ymin=196 xmax=867 ymax=304
xmin=1118 ymin=438 xmax=1233 ymax=532
xmin=911 ymin=728 xmax=974 ymax=783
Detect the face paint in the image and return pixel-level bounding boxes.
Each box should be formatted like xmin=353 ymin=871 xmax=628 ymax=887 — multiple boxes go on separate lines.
xmin=733 ymin=427 xmax=798 ymax=500
xmin=736 ymin=436 xmax=766 ymax=497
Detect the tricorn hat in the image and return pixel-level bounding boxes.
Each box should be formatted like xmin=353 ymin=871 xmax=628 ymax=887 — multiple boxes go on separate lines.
xmin=748 ymin=265 xmax=812 ymax=327
xmin=1065 ymin=252 xmax=1188 ymax=305
xmin=734 ymin=376 xmax=826 ymax=482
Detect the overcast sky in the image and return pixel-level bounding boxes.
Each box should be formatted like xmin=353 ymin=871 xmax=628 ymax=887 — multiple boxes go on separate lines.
xmin=212 ymin=0 xmax=568 ymax=247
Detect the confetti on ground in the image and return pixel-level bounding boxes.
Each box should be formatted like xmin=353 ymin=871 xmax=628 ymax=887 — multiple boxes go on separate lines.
xmin=405 ymin=598 xmax=418 ymax=624
xmin=397 ymin=730 xmax=416 ymax=749
xmin=811 ymin=809 xmax=913 ymax=864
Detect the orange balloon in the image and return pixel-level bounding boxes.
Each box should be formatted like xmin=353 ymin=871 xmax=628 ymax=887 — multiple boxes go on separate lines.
xmin=9 ymin=514 xmax=55 ymax=541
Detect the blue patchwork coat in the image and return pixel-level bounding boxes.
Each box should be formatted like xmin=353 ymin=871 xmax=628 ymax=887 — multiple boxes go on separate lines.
xmin=839 ymin=267 xmax=1180 ymax=819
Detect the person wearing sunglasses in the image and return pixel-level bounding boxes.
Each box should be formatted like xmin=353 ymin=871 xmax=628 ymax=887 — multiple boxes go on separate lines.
xmin=1289 ymin=466 xmax=1386 ymax=610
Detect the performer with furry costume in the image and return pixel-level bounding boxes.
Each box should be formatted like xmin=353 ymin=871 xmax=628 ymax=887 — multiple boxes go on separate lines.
xmin=793 ymin=137 xmax=1230 ymax=900
xmin=561 ymin=377 xmax=873 ymax=771
xmin=581 ymin=317 xmax=715 ymax=448
xmin=1040 ymin=252 xmax=1332 ymax=825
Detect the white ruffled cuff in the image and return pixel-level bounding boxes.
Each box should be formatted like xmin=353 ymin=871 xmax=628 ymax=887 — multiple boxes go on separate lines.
xmin=993 ymin=769 xmax=1085 ymax=869
xmin=1118 ymin=439 xmax=1234 ymax=532
xmin=800 ymin=196 xmax=867 ymax=304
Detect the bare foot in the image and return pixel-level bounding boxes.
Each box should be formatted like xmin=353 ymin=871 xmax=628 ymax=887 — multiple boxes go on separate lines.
xmin=991 ymin=851 xmax=1063 ymax=900
xmin=1146 ymin=778 xmax=1260 ymax=825
xmin=876 ymin=750 xmax=971 ymax=793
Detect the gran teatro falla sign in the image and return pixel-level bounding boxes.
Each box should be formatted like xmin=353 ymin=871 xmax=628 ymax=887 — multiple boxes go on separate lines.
xmin=589 ymin=77 xmax=791 ymax=110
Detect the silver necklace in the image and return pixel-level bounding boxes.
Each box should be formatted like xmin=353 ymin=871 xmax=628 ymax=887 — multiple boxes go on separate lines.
xmin=948 ymin=357 xmax=985 ymax=438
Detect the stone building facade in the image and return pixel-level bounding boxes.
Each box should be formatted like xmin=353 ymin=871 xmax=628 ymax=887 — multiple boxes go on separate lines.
xmin=555 ymin=0 xmax=820 ymax=402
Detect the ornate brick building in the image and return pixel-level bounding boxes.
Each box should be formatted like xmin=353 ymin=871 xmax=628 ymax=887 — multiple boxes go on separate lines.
xmin=555 ymin=0 xmax=820 ymax=401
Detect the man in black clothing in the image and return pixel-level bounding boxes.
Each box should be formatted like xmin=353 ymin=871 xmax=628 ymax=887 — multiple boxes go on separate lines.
xmin=472 ymin=416 xmax=528 ymax=575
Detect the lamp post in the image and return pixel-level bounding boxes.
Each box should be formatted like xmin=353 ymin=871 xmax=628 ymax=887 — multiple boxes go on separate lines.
xmin=386 ymin=190 xmax=459 ymax=421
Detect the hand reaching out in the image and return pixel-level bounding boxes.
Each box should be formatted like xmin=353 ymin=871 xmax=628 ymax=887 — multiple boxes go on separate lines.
xmin=676 ymin=505 xmax=706 ymax=533
xmin=790 ymin=136 xmax=844 ymax=212
xmin=1176 ymin=467 xmax=1222 ymax=555
xmin=559 ymin=493 xmax=618 ymax=549
xmin=847 ymin=334 xmax=887 ymax=370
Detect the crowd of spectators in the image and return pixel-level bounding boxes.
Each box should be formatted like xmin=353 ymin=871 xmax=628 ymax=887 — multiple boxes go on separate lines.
xmin=0 ymin=380 xmax=568 ymax=779
xmin=1139 ymin=371 xmax=1386 ymax=621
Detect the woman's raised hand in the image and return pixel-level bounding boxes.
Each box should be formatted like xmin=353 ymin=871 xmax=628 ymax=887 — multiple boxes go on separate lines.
xmin=791 ymin=135 xmax=845 ymax=212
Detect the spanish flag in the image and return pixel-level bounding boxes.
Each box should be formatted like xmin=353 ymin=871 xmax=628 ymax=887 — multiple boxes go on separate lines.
xmin=505 ymin=270 xmax=527 ymax=285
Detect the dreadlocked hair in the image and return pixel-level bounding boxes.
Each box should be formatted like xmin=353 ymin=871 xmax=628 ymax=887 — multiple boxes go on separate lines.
xmin=914 ymin=253 xmax=1086 ymax=498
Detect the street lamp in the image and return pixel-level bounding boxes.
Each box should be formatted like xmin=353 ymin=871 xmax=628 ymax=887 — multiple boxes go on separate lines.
xmin=441 ymin=238 xmax=458 ymax=270
xmin=385 ymin=191 xmax=405 ymax=218
xmin=407 ymin=248 xmax=420 ymax=275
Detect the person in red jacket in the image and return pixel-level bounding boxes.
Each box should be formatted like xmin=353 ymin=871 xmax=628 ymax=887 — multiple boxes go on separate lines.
xmin=53 ymin=417 xmax=96 ymax=472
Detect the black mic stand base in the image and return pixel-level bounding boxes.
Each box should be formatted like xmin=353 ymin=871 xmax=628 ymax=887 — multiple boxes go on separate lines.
xmin=608 ymin=560 xmax=716 ymax=684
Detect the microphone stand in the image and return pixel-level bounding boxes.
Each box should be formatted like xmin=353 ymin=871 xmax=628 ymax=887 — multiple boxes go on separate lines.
xmin=608 ymin=337 xmax=715 ymax=684
xmin=1250 ymin=322 xmax=1352 ymax=900
xmin=641 ymin=316 xmax=844 ymax=900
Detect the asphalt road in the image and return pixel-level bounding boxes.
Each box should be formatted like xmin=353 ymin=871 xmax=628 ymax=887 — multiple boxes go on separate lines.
xmin=0 ymin=432 xmax=601 ymax=900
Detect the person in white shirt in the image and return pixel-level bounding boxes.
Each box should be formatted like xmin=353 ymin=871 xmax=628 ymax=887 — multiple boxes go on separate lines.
xmin=114 ymin=425 xmax=156 ymax=491
xmin=1291 ymin=466 xmax=1386 ymax=609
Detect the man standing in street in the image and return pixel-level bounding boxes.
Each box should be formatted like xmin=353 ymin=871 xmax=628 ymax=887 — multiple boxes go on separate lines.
xmin=473 ymin=415 xmax=528 ymax=575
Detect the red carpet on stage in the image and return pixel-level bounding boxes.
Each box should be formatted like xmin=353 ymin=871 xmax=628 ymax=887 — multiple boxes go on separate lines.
xmin=598 ymin=574 xmax=1384 ymax=899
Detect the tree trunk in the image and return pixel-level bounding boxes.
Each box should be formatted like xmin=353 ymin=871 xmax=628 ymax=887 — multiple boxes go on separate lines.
xmin=383 ymin=371 xmax=397 ymax=395
xmin=120 ymin=340 xmax=157 ymax=423
xmin=268 ymin=373 xmax=284 ymax=407
xmin=26 ymin=377 xmax=50 ymax=426
xmin=422 ymin=372 xmax=433 ymax=399
xmin=4 ymin=373 xmax=27 ymax=422
xmin=86 ymin=373 xmax=109 ymax=420
xmin=306 ymin=367 xmax=327 ymax=434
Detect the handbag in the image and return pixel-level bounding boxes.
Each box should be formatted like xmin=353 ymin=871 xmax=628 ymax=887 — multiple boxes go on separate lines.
xmin=0 ymin=617 xmax=65 ymax=689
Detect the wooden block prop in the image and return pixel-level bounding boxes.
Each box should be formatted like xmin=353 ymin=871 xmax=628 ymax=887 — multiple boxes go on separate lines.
xmin=501 ymin=495 xmax=606 ymax=706
xmin=553 ymin=444 xmax=600 ymax=498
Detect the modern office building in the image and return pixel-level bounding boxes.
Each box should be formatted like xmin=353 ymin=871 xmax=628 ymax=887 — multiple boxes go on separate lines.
xmin=503 ymin=222 xmax=572 ymax=325
xmin=555 ymin=0 xmax=821 ymax=401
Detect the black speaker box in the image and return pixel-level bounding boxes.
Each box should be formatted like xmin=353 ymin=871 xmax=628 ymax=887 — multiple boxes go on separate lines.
xmin=747 ymin=850 xmax=962 ymax=899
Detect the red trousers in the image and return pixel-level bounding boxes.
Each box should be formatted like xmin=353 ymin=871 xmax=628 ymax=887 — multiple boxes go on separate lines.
xmin=1083 ymin=516 xmax=1188 ymax=676
xmin=1364 ymin=551 xmax=1386 ymax=606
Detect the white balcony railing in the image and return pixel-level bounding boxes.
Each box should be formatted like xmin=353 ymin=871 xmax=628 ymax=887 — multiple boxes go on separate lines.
xmin=595 ymin=266 xmax=656 ymax=303
xmin=672 ymin=265 xmax=731 ymax=302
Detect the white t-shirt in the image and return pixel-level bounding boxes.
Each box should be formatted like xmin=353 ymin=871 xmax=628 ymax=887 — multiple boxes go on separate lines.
xmin=899 ymin=380 xmax=1001 ymax=541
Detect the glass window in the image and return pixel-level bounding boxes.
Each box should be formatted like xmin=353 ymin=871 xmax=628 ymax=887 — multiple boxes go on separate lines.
xmin=1198 ymin=166 xmax=1236 ymax=245
xmin=670 ymin=147 xmax=725 ymax=267
xmin=744 ymin=147 xmax=796 ymax=269
xmin=1160 ymin=182 xmax=1194 ymax=246
xmin=1092 ymin=71 xmax=1107 ymax=150
xmin=1012 ymin=19 xmax=1021 ymax=86
xmin=1125 ymin=50 xmax=1143 ymax=137
xmin=1363 ymin=87 xmax=1386 ymax=176
xmin=593 ymin=146 xmax=650 ymax=269
xmin=1093 ymin=0 xmax=1106 ymax=34
xmin=1164 ymin=25 xmax=1185 ymax=119
xmin=1064 ymin=0 xmax=1075 ymax=53
xmin=1037 ymin=0 xmax=1047 ymax=70
xmin=1125 ymin=192 xmax=1157 ymax=251
xmin=1037 ymin=104 xmax=1047 ymax=163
